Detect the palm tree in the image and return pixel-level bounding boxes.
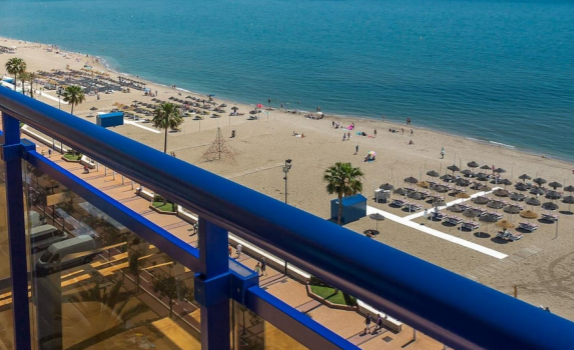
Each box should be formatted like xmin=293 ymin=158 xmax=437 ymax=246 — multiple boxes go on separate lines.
xmin=5 ymin=57 xmax=27 ymax=92
xmin=28 ymin=72 xmax=36 ymax=99
xmin=324 ymin=162 xmax=364 ymax=225
xmin=62 ymin=85 xmax=85 ymax=115
xmin=152 ymin=102 xmax=183 ymax=153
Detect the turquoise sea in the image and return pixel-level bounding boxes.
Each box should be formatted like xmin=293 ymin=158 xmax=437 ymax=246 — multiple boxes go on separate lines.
xmin=1 ymin=0 xmax=573 ymax=160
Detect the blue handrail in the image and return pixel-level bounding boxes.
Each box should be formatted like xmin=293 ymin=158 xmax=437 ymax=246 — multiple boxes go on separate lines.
xmin=1 ymin=88 xmax=573 ymax=349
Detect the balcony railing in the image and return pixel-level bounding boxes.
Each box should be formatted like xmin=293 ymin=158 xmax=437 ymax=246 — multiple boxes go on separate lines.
xmin=1 ymin=87 xmax=574 ymax=350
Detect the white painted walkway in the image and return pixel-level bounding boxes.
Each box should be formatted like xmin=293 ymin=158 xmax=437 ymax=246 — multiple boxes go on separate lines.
xmin=366 ymin=206 xmax=508 ymax=259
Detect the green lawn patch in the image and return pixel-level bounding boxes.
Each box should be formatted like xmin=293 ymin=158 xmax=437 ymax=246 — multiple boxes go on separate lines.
xmin=152 ymin=201 xmax=176 ymax=212
xmin=63 ymin=153 xmax=82 ymax=161
xmin=310 ymin=285 xmax=356 ymax=306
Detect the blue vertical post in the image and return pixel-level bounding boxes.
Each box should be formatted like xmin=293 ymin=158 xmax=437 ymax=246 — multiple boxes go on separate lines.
xmin=1 ymin=114 xmax=32 ymax=350
xmin=197 ymin=218 xmax=230 ymax=350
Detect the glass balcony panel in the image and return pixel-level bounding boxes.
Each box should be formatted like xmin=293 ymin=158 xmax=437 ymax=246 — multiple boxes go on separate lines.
xmin=23 ymin=161 xmax=201 ymax=349
xmin=0 ymin=157 xmax=14 ymax=350
xmin=231 ymin=300 xmax=308 ymax=350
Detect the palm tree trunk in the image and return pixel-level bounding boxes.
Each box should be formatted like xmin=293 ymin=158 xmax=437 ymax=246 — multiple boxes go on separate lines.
xmin=164 ymin=127 xmax=168 ymax=153
xmin=337 ymin=193 xmax=343 ymax=225
xmin=13 ymin=76 xmax=17 ymax=92
xmin=71 ymin=104 xmax=74 ymax=115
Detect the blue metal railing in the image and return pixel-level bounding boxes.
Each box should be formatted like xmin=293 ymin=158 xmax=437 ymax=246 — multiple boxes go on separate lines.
xmin=2 ymin=87 xmax=574 ymax=349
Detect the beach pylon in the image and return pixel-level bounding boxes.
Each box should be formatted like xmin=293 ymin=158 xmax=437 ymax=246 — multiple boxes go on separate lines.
xmin=199 ymin=127 xmax=238 ymax=164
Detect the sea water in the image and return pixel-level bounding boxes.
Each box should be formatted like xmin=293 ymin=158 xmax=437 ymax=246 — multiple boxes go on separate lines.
xmin=1 ymin=0 xmax=573 ymax=160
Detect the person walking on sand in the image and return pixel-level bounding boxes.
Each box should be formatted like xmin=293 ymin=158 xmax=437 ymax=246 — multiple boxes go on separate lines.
xmin=440 ymin=147 xmax=445 ymax=159
xmin=374 ymin=129 xmax=377 ymax=138
xmin=355 ymin=145 xmax=359 ymax=155
xmin=342 ymin=133 xmax=347 ymax=141
xmin=364 ymin=314 xmax=372 ymax=334
xmin=410 ymin=128 xmax=414 ymax=135
xmin=347 ymin=131 xmax=351 ymax=140
xmin=48 ymin=149 xmax=52 ymax=158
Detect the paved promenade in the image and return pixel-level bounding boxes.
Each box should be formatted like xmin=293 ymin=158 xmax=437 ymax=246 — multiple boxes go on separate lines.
xmin=22 ymin=134 xmax=446 ymax=350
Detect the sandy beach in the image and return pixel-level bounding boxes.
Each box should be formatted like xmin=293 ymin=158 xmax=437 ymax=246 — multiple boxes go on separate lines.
xmin=4 ymin=36 xmax=574 ymax=321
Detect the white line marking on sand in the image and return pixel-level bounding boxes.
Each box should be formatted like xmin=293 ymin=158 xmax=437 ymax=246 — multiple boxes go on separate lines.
xmin=367 ymin=203 xmax=508 ymax=259
xmin=124 ymin=120 xmax=161 ymax=133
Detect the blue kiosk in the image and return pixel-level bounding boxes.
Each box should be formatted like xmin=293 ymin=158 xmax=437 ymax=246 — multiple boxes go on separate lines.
xmin=96 ymin=112 xmax=124 ymax=128
xmin=330 ymin=194 xmax=367 ymax=224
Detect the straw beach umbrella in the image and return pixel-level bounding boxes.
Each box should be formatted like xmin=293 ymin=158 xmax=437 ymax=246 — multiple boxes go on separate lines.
xmin=520 ymin=210 xmax=538 ymax=220
xmin=530 ymin=187 xmax=546 ymax=196
xmin=479 ymin=214 xmax=498 ymax=237
xmin=543 ymin=202 xmax=559 ymax=211
xmin=417 ymin=181 xmax=430 ymax=188
xmin=426 ymin=170 xmax=439 ymax=178
xmin=493 ymin=189 xmax=509 ymax=197
xmin=473 ymin=196 xmax=490 ymax=205
xmin=447 ymin=165 xmax=460 ymax=173
xmin=455 ymin=192 xmax=470 ymax=199
xmin=518 ymin=174 xmax=531 ymax=182
xmin=467 ymin=161 xmax=480 ymax=168
xmin=546 ymin=191 xmax=562 ymax=200
xmin=533 ymin=177 xmax=547 ymax=186
xmin=480 ymin=165 xmax=491 ymax=170
xmin=496 ymin=220 xmax=515 ymax=229
xmin=549 ymin=182 xmax=563 ymax=190
xmin=563 ymin=196 xmax=574 ymax=213
xmin=379 ymin=183 xmax=394 ymax=191
xmin=525 ymin=197 xmax=541 ymax=207
xmin=510 ymin=193 xmax=525 ymax=202
xmin=487 ymin=200 xmax=505 ymax=210
xmin=564 ymin=185 xmax=574 ymax=193
xmin=448 ymin=204 xmax=464 ymax=213
xmin=368 ymin=213 xmax=385 ymax=232
xmin=404 ymin=177 xmax=418 ymax=184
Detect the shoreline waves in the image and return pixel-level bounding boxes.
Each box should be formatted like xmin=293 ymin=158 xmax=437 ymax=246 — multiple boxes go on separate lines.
xmin=2 ymin=34 xmax=570 ymax=163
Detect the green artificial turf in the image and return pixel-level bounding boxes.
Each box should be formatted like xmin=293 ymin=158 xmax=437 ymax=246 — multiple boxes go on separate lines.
xmin=310 ymin=285 xmax=356 ymax=306
xmin=152 ymin=201 xmax=176 ymax=212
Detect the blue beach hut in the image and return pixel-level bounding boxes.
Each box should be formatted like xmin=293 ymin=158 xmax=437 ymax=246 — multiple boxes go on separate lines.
xmin=330 ymin=194 xmax=367 ymax=224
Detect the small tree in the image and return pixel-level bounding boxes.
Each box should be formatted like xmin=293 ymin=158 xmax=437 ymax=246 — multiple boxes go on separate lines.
xmin=323 ymin=162 xmax=364 ymax=225
xmin=152 ymin=274 xmax=191 ymax=318
xmin=62 ymin=85 xmax=85 ymax=115
xmin=5 ymin=57 xmax=27 ymax=91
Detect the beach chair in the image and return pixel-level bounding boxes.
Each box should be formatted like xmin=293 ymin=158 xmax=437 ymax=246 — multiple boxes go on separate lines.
xmin=391 ymin=199 xmax=406 ymax=207
xmin=519 ymin=222 xmax=538 ymax=232
xmin=541 ymin=213 xmax=558 ymax=222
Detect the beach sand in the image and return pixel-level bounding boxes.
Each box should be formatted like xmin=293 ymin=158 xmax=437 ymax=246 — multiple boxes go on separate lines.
xmin=4 ymin=37 xmax=574 ymax=320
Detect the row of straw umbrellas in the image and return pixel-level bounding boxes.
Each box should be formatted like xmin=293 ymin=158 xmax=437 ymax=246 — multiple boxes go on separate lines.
xmin=374 ymin=160 xmax=573 ymax=234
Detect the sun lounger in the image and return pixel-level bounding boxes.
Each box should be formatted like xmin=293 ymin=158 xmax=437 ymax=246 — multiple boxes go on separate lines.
xmin=391 ymin=199 xmax=406 ymax=207
xmin=461 ymin=221 xmax=480 ymax=231
xmin=445 ymin=216 xmax=463 ymax=225
xmin=431 ymin=212 xmax=444 ymax=221
xmin=541 ymin=213 xmax=558 ymax=222
xmin=406 ymin=203 xmax=422 ymax=212
xmin=519 ymin=222 xmax=538 ymax=232
xmin=497 ymin=231 xmax=523 ymax=241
